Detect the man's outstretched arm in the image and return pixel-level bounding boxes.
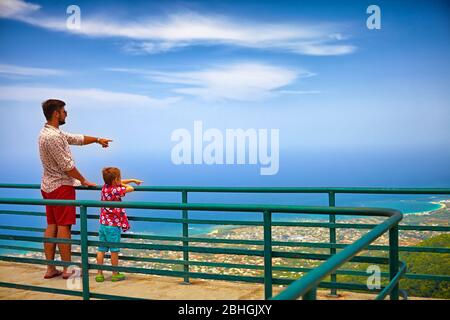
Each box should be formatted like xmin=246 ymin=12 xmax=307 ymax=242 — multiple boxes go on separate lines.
xmin=83 ymin=136 xmax=113 ymax=148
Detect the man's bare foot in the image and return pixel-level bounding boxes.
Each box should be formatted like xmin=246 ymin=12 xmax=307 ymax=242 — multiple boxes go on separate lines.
xmin=62 ymin=269 xmax=83 ymax=279
xmin=44 ymin=269 xmax=63 ymax=279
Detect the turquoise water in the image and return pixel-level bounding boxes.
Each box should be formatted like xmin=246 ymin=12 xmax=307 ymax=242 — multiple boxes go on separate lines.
xmin=339 ymin=199 xmax=443 ymax=214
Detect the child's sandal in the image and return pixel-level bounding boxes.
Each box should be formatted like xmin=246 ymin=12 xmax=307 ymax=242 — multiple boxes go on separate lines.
xmin=95 ymin=274 xmax=105 ymax=282
xmin=111 ymin=273 xmax=125 ymax=282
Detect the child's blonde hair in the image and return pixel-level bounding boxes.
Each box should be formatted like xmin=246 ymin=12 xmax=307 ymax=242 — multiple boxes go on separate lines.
xmin=102 ymin=167 xmax=121 ymax=185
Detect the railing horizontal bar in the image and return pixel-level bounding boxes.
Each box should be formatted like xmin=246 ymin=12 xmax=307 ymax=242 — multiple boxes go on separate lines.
xmin=92 ymin=263 xmax=265 ymax=283
xmin=88 ymin=292 xmax=146 ymax=300
xmin=90 ymin=216 xmax=264 ymax=225
xmin=1 ymin=183 xmax=449 ymax=195
xmin=2 ymin=245 xmax=446 ymax=282
xmin=0 ymin=198 xmax=401 ymax=218
xmin=0 ymin=234 xmax=80 ymax=245
xmin=0 ymin=244 xmax=43 ymax=252
xmin=0 ymin=281 xmax=83 ymax=297
xmin=398 ymin=225 xmax=450 ymax=231
xmin=2 ymin=209 xmax=447 ymax=232
xmin=88 ymin=240 xmax=265 ymax=256
xmin=274 ymin=222 xmax=450 ymax=232
xmin=398 ymin=246 xmax=450 ymax=253
xmin=110 ymin=216 xmax=263 ymax=225
xmin=318 ymin=281 xmax=382 ymax=292
xmin=179 ymin=219 xmax=263 ymax=226
xmin=113 ymin=255 xmax=263 ymax=269
xmin=272 ymin=278 xmax=383 ymax=292
xmin=0 ymin=243 xmax=374 ymax=273
xmin=89 ymin=263 xmax=184 ymax=277
xmin=272 ymin=251 xmax=389 ymax=264
xmin=0 ymin=281 xmax=145 ymax=300
xmin=275 ymin=241 xmax=450 ymax=253
xmin=0 ymin=210 xmax=45 ymax=217
xmin=0 ymin=253 xmax=390 ymax=282
xmin=1 ymin=224 xmax=448 ymax=253
xmin=0 ymin=277 xmax=384 ymax=299
xmin=0 ymin=245 xmax=260 ymax=270
xmin=0 ymin=225 xmax=44 ymax=232
xmin=89 ymin=240 xmax=388 ymax=263
xmin=0 ymin=255 xmax=81 ymax=268
xmin=0 ymin=227 xmax=263 ymax=246
xmin=0 ymin=237 xmax=390 ymax=264
xmin=402 ymin=273 xmax=450 ymax=281
xmin=131 ymin=235 xmax=261 ymax=245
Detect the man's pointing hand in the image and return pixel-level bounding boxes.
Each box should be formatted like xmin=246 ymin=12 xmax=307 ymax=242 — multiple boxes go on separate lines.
xmin=97 ymin=138 xmax=113 ymax=148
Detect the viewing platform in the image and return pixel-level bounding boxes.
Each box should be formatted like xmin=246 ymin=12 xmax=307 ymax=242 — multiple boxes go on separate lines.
xmin=1 ymin=262 xmax=431 ymax=300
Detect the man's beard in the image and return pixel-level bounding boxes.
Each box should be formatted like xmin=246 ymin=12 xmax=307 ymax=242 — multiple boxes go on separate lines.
xmin=58 ymin=119 xmax=65 ymax=125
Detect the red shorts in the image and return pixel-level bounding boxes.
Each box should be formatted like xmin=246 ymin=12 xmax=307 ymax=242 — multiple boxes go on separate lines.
xmin=41 ymin=185 xmax=76 ymax=226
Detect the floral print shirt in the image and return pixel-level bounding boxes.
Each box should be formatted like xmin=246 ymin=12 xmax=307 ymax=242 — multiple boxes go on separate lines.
xmin=38 ymin=124 xmax=84 ymax=193
xmin=100 ymin=184 xmax=130 ymax=231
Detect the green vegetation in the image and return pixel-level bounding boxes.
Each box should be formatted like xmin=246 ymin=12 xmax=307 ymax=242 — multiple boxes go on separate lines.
xmin=335 ymin=234 xmax=450 ymax=299
xmin=400 ymin=234 xmax=450 ymax=299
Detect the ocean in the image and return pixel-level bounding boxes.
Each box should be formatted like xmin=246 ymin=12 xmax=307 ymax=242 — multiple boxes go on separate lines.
xmin=0 ymin=148 xmax=449 ymax=253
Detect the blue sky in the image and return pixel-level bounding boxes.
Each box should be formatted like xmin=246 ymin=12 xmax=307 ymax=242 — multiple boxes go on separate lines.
xmin=0 ymin=0 xmax=449 ymax=187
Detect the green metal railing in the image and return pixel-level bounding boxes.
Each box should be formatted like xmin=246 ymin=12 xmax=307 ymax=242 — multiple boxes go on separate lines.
xmin=0 ymin=184 xmax=449 ymax=300
xmin=0 ymin=197 xmax=402 ymax=300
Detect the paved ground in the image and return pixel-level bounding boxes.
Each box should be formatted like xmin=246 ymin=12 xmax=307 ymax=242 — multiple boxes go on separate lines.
xmin=0 ymin=261 xmax=427 ymax=300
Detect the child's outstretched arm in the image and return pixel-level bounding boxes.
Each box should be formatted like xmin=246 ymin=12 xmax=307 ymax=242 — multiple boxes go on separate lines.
xmin=121 ymin=182 xmax=134 ymax=193
xmin=121 ymin=179 xmax=144 ymax=185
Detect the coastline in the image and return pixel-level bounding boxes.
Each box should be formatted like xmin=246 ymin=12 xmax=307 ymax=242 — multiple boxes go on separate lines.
xmin=411 ymin=200 xmax=447 ymax=216
xmin=204 ymin=199 xmax=449 ymax=237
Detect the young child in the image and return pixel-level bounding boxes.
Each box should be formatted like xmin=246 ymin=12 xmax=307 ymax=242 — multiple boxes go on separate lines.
xmin=95 ymin=167 xmax=143 ymax=282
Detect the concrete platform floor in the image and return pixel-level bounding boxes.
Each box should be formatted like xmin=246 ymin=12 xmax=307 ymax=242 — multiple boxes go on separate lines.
xmin=0 ymin=261 xmax=425 ymax=300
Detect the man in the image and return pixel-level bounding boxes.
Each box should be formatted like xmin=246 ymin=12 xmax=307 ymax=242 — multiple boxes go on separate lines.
xmin=39 ymin=99 xmax=112 ymax=279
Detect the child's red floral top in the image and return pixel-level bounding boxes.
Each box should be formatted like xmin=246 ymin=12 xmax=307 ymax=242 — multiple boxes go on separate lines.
xmin=100 ymin=184 xmax=130 ymax=232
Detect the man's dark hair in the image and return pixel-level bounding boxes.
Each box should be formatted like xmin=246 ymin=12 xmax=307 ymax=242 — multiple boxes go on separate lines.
xmin=42 ymin=99 xmax=65 ymax=121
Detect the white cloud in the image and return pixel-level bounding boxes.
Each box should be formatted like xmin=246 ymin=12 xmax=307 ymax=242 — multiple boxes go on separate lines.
xmin=109 ymin=62 xmax=314 ymax=101
xmin=287 ymin=43 xmax=356 ymax=56
xmin=0 ymin=85 xmax=181 ymax=107
xmin=0 ymin=63 xmax=65 ymax=77
xmin=123 ymin=41 xmax=192 ymax=55
xmin=0 ymin=0 xmax=39 ymax=18
xmin=0 ymin=0 xmax=357 ymax=56
xmin=278 ymin=90 xmax=321 ymax=95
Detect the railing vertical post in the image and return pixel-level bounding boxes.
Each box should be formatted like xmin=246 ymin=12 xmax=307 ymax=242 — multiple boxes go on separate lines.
xmin=263 ymin=210 xmax=272 ymax=299
xmin=328 ymin=191 xmax=338 ymax=296
xmin=182 ymin=190 xmax=190 ymax=284
xmin=303 ymin=287 xmax=317 ymax=300
xmin=389 ymin=225 xmax=400 ymax=300
xmin=80 ymin=205 xmax=90 ymax=300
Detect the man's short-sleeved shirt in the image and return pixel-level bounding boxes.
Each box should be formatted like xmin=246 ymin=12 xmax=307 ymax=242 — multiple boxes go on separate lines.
xmin=100 ymin=184 xmax=131 ymax=231
xmin=38 ymin=124 xmax=84 ymax=193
